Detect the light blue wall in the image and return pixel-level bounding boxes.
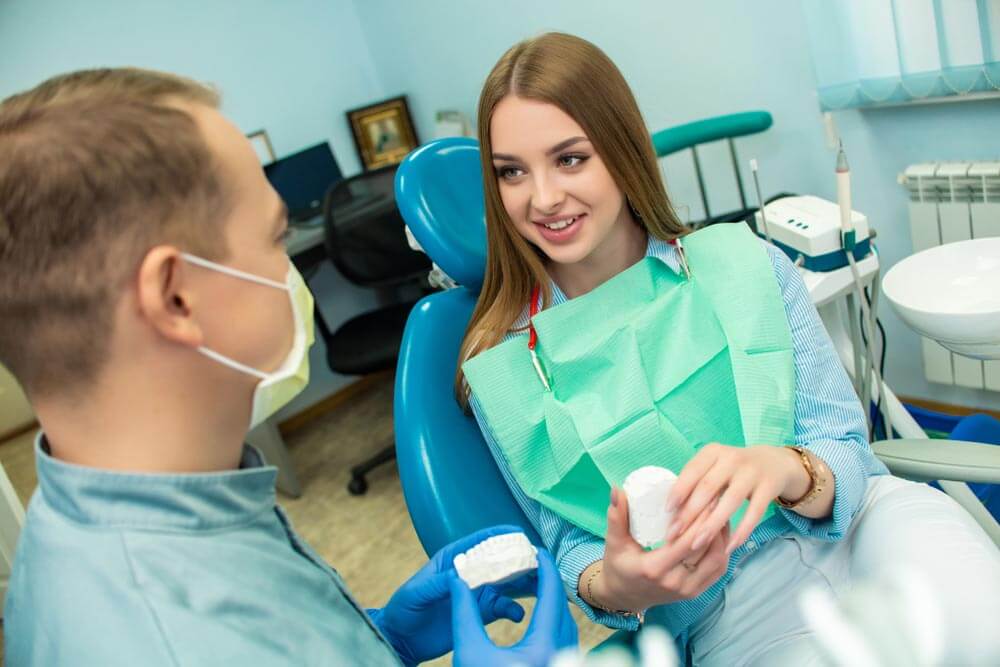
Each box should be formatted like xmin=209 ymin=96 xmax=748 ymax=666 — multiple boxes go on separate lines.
xmin=354 ymin=0 xmax=1000 ymax=412
xmin=4 ymin=0 xmax=999 ymax=414
xmin=0 ymin=0 xmax=382 ymax=174
xmin=0 ymin=0 xmax=390 ymax=417
xmin=355 ymin=0 xmax=834 ymax=222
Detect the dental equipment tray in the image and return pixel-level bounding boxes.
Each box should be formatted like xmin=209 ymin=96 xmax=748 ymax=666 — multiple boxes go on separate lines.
xmin=754 ymin=195 xmax=872 ymax=272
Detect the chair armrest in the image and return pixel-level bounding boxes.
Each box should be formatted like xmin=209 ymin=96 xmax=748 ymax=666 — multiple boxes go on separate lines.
xmin=872 ymin=438 xmax=1000 ymax=484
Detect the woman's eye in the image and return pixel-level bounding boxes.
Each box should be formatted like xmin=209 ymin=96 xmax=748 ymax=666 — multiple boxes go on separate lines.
xmin=497 ymin=166 xmax=524 ymax=180
xmin=558 ymin=154 xmax=586 ymax=168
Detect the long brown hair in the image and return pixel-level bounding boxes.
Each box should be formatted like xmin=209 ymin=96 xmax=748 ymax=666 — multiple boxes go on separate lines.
xmin=456 ymin=32 xmax=687 ymax=403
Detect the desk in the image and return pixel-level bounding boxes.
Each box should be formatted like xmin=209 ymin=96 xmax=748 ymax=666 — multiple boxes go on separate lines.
xmin=264 ymin=172 xmax=407 ymax=497
xmin=258 ymin=206 xmax=393 ymax=496
xmin=249 ymin=219 xmax=327 ymax=499
xmin=247 ymin=216 xmax=326 ymax=498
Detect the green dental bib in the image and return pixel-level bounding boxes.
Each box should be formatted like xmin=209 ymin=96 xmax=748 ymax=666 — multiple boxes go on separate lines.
xmin=463 ymin=223 xmax=795 ymax=537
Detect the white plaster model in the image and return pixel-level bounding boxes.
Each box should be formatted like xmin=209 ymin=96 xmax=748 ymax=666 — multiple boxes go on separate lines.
xmin=623 ymin=466 xmax=678 ymax=548
xmin=453 ymin=532 xmax=538 ymax=590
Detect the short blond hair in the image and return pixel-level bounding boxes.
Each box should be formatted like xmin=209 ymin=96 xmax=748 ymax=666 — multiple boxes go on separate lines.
xmin=0 ymin=68 xmax=233 ymax=397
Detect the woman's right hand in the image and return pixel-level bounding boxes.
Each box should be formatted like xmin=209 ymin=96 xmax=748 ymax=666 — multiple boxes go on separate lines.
xmin=586 ymin=487 xmax=730 ymax=614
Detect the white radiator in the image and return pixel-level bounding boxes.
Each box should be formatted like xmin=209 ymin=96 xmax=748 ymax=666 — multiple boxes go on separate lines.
xmin=899 ymin=162 xmax=1000 ymax=393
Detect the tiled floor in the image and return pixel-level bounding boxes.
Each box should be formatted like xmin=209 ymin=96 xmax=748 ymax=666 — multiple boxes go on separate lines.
xmin=0 ymin=376 xmax=611 ymax=664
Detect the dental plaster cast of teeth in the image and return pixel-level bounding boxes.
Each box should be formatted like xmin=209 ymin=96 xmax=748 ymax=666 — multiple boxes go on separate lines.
xmin=453 ymin=532 xmax=539 ymax=590
xmin=623 ymin=466 xmax=678 ymax=548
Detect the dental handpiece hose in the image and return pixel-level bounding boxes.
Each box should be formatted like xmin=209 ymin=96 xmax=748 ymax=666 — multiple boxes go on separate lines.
xmin=837 ymin=143 xmax=853 ymax=235
xmin=837 ymin=142 xmax=870 ymax=409
xmin=838 ymin=142 xmax=893 ymax=439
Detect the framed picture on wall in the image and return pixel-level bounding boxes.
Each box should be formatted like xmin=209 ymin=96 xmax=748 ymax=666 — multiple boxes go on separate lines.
xmin=346 ymin=96 xmax=419 ymax=171
xmin=247 ymin=129 xmax=276 ymax=165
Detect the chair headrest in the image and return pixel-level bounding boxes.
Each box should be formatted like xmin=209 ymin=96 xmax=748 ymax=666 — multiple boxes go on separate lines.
xmin=395 ymin=138 xmax=487 ymax=291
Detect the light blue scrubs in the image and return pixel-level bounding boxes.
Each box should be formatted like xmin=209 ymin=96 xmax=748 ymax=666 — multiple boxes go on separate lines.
xmin=5 ymin=437 xmax=402 ymax=666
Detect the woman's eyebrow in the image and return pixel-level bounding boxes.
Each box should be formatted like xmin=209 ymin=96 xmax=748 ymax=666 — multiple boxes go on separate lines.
xmin=492 ymin=136 xmax=589 ymax=162
xmin=545 ymin=136 xmax=588 ymax=156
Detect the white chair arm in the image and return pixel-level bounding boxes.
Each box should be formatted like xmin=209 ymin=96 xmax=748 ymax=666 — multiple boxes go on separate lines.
xmin=871 ymin=438 xmax=1000 ymax=484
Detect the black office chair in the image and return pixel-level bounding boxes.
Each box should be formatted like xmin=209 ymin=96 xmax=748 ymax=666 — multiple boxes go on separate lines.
xmin=316 ymin=166 xmax=431 ymax=495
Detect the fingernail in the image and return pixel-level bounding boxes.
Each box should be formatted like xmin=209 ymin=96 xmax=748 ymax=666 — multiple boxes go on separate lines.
xmin=610 ymin=487 xmax=618 ymax=507
xmin=666 ymin=521 xmax=681 ymax=541
xmin=691 ymin=530 xmax=708 ymax=551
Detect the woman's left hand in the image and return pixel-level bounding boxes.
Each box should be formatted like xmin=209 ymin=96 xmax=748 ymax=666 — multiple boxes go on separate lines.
xmin=666 ymin=444 xmax=806 ymax=554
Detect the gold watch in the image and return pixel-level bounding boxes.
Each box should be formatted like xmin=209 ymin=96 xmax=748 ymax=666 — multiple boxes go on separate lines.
xmin=776 ymin=446 xmax=827 ymax=509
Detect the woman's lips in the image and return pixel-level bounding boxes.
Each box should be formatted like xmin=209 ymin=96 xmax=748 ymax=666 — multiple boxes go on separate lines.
xmin=534 ymin=213 xmax=586 ymax=244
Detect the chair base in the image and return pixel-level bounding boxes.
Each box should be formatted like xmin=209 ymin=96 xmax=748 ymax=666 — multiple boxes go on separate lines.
xmin=348 ymin=444 xmax=396 ymax=495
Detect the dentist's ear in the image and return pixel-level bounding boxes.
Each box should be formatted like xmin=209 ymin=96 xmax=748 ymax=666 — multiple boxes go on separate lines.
xmin=136 ymin=246 xmax=204 ymax=348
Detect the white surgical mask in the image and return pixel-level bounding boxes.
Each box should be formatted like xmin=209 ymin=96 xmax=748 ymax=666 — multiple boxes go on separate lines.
xmin=181 ymin=253 xmax=315 ymax=430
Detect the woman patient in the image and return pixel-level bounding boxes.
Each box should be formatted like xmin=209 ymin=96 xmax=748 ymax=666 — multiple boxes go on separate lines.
xmin=457 ymin=32 xmax=1000 ymax=665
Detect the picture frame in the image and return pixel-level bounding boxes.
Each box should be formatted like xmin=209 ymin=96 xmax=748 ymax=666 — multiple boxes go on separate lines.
xmin=346 ymin=95 xmax=419 ymax=172
xmin=247 ymin=129 xmax=276 ymax=165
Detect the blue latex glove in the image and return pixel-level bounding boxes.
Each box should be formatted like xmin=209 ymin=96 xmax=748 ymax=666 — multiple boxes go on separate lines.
xmin=451 ymin=548 xmax=579 ymax=667
xmin=368 ymin=525 xmax=530 ymax=666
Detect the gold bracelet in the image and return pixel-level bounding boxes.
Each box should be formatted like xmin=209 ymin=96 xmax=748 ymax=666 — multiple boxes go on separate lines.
xmin=584 ymin=562 xmax=644 ymax=623
xmin=776 ymin=446 xmax=827 ymax=509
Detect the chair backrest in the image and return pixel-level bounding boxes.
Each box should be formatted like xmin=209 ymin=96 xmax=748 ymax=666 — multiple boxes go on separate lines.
xmin=394 ymin=138 xmax=488 ymax=291
xmin=322 ymin=166 xmax=429 ymax=288
xmin=650 ymin=110 xmax=774 ymax=226
xmin=394 ymin=288 xmax=540 ymax=554
xmin=393 ymin=138 xmax=540 ymax=555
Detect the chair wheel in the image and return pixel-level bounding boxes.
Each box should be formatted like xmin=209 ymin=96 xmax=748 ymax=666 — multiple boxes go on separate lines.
xmin=348 ymin=477 xmax=368 ymax=495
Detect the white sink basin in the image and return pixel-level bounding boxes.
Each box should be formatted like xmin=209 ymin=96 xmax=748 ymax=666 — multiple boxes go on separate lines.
xmin=882 ymin=238 xmax=1000 ymax=359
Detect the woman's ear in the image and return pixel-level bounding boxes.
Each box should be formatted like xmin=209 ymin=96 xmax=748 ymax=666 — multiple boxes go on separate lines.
xmin=136 ymin=246 xmax=203 ymax=348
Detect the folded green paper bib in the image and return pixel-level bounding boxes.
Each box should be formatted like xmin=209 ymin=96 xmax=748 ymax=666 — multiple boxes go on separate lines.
xmin=464 ymin=223 xmax=795 ymax=537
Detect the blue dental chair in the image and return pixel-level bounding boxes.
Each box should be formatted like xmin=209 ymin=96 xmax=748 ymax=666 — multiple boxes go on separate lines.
xmin=393 ymin=139 xmax=540 ymax=554
xmin=389 ymin=117 xmax=783 ymax=554
xmin=393 ymin=134 xmax=1000 ymax=565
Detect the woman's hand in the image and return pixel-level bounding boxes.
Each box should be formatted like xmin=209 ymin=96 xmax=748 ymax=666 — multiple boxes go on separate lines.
xmin=585 ymin=488 xmax=730 ymax=614
xmin=666 ymin=444 xmax=808 ymax=555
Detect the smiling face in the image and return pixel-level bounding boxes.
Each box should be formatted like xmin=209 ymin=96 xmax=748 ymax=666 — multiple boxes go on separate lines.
xmin=489 ymin=95 xmax=637 ymax=268
xmin=459 ymin=33 xmax=690 ymax=398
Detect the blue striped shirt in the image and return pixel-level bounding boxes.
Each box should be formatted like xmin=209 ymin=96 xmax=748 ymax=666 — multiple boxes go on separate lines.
xmin=470 ymin=234 xmax=888 ymax=648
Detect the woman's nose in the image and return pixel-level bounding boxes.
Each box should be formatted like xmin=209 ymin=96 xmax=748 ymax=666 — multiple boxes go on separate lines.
xmin=531 ymin=174 xmax=566 ymax=214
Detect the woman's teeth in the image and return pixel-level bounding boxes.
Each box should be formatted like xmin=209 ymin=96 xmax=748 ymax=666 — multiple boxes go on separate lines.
xmin=544 ymin=215 xmax=579 ymax=230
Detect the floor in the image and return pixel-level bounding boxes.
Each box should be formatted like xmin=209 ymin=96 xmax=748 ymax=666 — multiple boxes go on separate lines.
xmin=0 ymin=376 xmax=611 ymax=664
